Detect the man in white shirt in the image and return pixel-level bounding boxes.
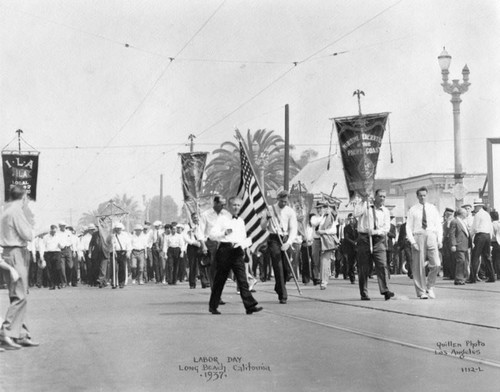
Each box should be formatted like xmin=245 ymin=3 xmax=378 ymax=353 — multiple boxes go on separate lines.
xmin=112 ymin=222 xmax=131 ymax=289
xmin=469 ymin=199 xmax=495 ymax=283
xmin=148 ymin=221 xmax=164 ymax=284
xmin=43 ymin=224 xmax=64 ymax=289
xmin=406 ymin=186 xmax=443 ymax=299
xmin=185 ymin=213 xmax=206 ymax=289
xmin=208 ymin=197 xmax=262 ymax=315
xmin=57 ymin=222 xmax=74 ymax=288
xmin=200 ymin=195 xmax=232 ymax=297
xmin=353 ymin=189 xmax=394 ymax=301
xmin=130 ymin=224 xmax=147 ymax=284
xmin=262 ymin=190 xmax=298 ymax=304
xmin=164 ymin=222 xmax=185 ymax=285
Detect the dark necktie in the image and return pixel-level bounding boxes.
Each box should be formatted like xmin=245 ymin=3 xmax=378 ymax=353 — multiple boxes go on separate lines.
xmin=372 ymin=206 xmax=377 ymax=230
xmin=422 ymin=205 xmax=427 ymax=230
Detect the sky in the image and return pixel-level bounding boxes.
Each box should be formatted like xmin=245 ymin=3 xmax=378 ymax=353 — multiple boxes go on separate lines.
xmin=1 ymin=0 xmax=499 ymax=232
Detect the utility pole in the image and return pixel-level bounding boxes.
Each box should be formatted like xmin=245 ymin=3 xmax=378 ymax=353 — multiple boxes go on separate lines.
xmin=16 ymin=129 xmax=23 ymax=153
xmin=353 ymin=90 xmax=365 ymax=115
xmin=284 ymin=104 xmax=290 ymax=191
xmin=188 ymin=134 xmax=196 ymax=152
xmin=159 ymin=174 xmax=163 ymax=223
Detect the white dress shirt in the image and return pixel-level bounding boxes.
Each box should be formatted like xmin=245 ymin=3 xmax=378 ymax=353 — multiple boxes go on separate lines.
xmin=113 ymin=231 xmax=131 ymax=251
xmin=406 ymin=202 xmax=443 ymax=245
xmin=200 ymin=208 xmax=232 ymax=241
xmin=267 ymin=204 xmax=298 ymax=246
xmin=353 ymin=201 xmax=390 ymax=235
xmin=210 ymin=215 xmax=252 ymax=249
xmin=43 ymin=233 xmax=63 ymax=252
xmin=471 ymin=208 xmax=493 ymax=237
xmin=130 ymin=232 xmax=147 ymax=250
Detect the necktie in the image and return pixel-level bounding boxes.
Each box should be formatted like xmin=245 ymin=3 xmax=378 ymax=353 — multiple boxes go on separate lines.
xmin=422 ymin=205 xmax=427 ymax=230
xmin=372 ymin=206 xmax=377 ymax=230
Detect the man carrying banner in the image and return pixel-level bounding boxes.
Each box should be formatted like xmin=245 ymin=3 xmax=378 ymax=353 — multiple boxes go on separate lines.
xmin=261 ymin=190 xmax=298 ymax=304
xmin=354 ymin=189 xmax=394 ymax=301
xmin=208 ymin=196 xmax=262 ymax=315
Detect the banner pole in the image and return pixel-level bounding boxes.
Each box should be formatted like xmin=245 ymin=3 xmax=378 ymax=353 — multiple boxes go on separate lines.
xmin=235 ymin=129 xmax=302 ymax=295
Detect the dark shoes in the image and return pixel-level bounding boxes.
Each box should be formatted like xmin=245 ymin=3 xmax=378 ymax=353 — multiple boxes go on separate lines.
xmin=361 ymin=296 xmax=371 ymax=301
xmin=0 ymin=335 xmax=22 ymax=350
xmin=209 ymin=308 xmax=221 ymax=315
xmin=14 ymin=337 xmax=39 ymax=347
xmin=219 ymin=300 xmax=226 ymax=305
xmin=279 ymin=299 xmax=287 ymax=304
xmin=454 ymin=281 xmax=465 ymax=285
xmin=384 ymin=291 xmax=395 ymax=301
xmin=246 ymin=306 xmax=263 ymax=315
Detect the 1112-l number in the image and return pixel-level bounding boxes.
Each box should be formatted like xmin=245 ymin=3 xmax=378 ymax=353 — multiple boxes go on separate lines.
xmin=461 ymin=367 xmax=484 ymax=373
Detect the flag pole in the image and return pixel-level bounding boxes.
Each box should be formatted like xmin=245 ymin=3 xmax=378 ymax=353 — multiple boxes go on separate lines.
xmin=235 ymin=129 xmax=302 ymax=295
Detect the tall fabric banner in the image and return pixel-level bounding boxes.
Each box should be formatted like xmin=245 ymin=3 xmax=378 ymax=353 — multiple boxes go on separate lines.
xmin=179 ymin=152 xmax=208 ymax=215
xmin=237 ymin=141 xmax=269 ymax=253
xmin=334 ymin=113 xmax=389 ymax=200
xmin=2 ymin=152 xmax=40 ymax=201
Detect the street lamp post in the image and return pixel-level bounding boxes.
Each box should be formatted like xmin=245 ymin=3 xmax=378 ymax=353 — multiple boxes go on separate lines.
xmin=438 ymin=47 xmax=470 ymax=209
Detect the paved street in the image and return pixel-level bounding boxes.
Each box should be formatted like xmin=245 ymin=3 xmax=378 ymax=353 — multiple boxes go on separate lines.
xmin=1 ymin=275 xmax=500 ymax=392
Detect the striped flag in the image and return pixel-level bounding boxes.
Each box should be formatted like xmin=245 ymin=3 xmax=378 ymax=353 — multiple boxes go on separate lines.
xmin=237 ymin=141 xmax=269 ymax=253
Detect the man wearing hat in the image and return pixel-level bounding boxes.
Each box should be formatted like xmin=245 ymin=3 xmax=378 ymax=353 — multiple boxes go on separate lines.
xmin=449 ymin=207 xmax=471 ymax=285
xmin=130 ymin=224 xmax=147 ymax=284
xmin=441 ymin=207 xmax=455 ymax=280
xmin=43 ymin=224 xmax=64 ymax=289
xmin=112 ymin=222 xmax=131 ymax=288
xmin=148 ymin=221 xmax=164 ymax=283
xmin=469 ymin=199 xmax=495 ymax=283
xmin=56 ymin=221 xmax=73 ymax=287
xmin=262 ymin=190 xmax=298 ymax=304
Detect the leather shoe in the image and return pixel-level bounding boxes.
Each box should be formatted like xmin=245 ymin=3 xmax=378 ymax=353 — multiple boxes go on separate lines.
xmin=0 ymin=335 xmax=22 ymax=350
xmin=246 ymin=306 xmax=263 ymax=315
xmin=219 ymin=300 xmax=226 ymax=305
xmin=209 ymin=308 xmax=221 ymax=315
xmin=454 ymin=281 xmax=465 ymax=285
xmin=14 ymin=337 xmax=39 ymax=347
xmin=279 ymin=299 xmax=287 ymax=304
xmin=361 ymin=296 xmax=371 ymax=301
xmin=384 ymin=291 xmax=395 ymax=301
xmin=485 ymin=279 xmax=496 ymax=283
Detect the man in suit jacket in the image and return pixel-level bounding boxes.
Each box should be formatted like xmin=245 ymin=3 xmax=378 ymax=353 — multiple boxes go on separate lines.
xmin=441 ymin=207 xmax=455 ymax=280
xmin=449 ymin=208 xmax=472 ymax=285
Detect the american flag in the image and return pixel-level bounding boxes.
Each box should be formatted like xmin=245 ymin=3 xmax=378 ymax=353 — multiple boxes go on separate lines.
xmin=237 ymin=141 xmax=269 ymax=253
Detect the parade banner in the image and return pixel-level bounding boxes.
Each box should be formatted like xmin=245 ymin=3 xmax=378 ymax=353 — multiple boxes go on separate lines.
xmin=2 ymin=152 xmax=40 ymax=201
xmin=334 ymin=113 xmax=389 ymax=200
xmin=179 ymin=152 xmax=208 ymax=215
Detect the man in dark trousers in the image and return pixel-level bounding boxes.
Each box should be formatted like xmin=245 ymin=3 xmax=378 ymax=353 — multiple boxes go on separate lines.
xmin=353 ymin=189 xmax=394 ymax=301
xmin=449 ymin=207 xmax=471 ymax=285
xmin=343 ymin=213 xmax=358 ymax=284
xmin=397 ymin=218 xmax=412 ymax=278
xmin=208 ymin=197 xmax=262 ymax=315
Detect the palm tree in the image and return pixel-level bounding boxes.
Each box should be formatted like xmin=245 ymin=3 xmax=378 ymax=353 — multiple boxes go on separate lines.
xmin=78 ymin=209 xmax=100 ymax=227
xmin=202 ymin=129 xmax=300 ymax=200
xmin=111 ymin=194 xmax=143 ymax=230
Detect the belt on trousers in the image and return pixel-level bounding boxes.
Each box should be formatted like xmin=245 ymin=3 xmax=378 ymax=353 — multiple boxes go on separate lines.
xmin=1 ymin=245 xmax=26 ymax=249
xmin=116 ymin=250 xmax=127 ymax=253
xmin=359 ymin=233 xmax=385 ymax=240
xmin=132 ymin=249 xmax=144 ymax=252
xmin=218 ymin=242 xmax=234 ymax=249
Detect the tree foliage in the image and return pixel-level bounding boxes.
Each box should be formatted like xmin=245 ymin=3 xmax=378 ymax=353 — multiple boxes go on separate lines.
xmin=202 ymin=129 xmax=301 ymax=200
